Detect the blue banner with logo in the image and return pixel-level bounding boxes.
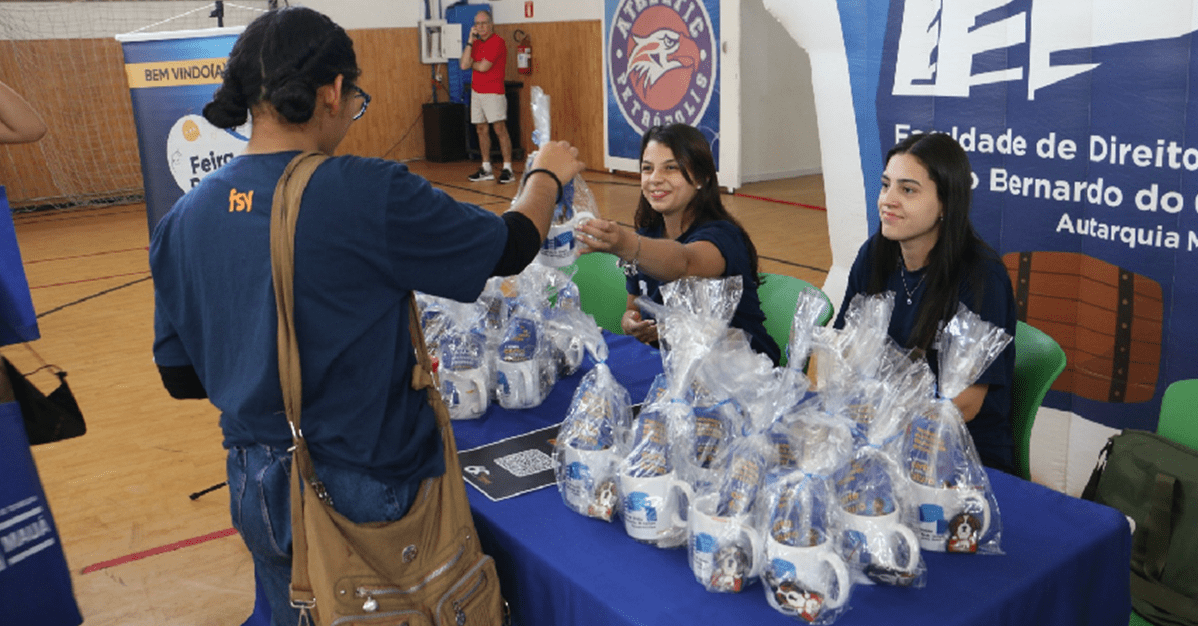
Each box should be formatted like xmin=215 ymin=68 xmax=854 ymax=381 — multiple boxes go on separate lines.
xmin=816 ymin=0 xmax=1198 ymax=432
xmin=604 ymin=0 xmax=721 ymax=165
xmin=117 ymin=28 xmax=247 ymax=234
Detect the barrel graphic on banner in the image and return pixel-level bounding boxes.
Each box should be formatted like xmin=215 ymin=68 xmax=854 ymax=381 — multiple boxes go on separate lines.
xmin=604 ymin=0 xmax=720 ymax=164
xmin=116 ymin=27 xmax=247 ymax=234
xmin=1004 ymin=251 xmax=1163 ymax=404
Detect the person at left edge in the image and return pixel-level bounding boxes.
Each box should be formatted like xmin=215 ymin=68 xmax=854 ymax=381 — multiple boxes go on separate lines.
xmin=148 ymin=7 xmax=585 ymax=625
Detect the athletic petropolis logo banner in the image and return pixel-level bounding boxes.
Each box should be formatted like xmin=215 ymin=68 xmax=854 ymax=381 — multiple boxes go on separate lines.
xmin=605 ymin=0 xmax=720 ymax=163
xmin=847 ymin=0 xmax=1198 ymax=430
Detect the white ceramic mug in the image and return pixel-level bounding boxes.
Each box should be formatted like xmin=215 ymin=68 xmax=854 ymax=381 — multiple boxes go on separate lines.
xmin=557 ymin=445 xmax=620 ymax=520
xmin=839 ymin=508 xmax=920 ymax=575
xmin=536 ymin=210 xmax=595 ymax=267
xmin=907 ymin=481 xmax=991 ymax=553
xmin=439 ymin=367 xmax=489 ymax=420
xmin=619 ymin=471 xmax=693 ymax=546
xmin=495 ymin=358 xmax=542 ymax=409
xmin=687 ymin=494 xmax=763 ymax=592
xmin=764 ymin=533 xmax=851 ymax=618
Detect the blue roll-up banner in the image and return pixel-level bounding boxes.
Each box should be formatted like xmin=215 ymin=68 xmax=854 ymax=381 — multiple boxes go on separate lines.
xmin=771 ymin=0 xmax=1198 ymax=434
xmin=116 ymin=28 xmax=248 ymax=235
xmin=0 ymin=185 xmax=39 ymax=347
xmin=0 ymin=400 xmax=83 ymax=626
xmin=604 ymin=0 xmax=721 ymax=166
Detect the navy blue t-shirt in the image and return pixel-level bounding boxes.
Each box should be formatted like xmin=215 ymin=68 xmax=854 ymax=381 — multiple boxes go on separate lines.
xmin=151 ymin=152 xmax=508 ymax=485
xmin=834 ymin=237 xmax=1017 ymax=473
xmin=625 ymin=219 xmax=781 ymax=365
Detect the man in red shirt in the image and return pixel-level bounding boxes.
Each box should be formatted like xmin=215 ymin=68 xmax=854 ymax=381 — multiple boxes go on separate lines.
xmin=459 ymin=9 xmax=513 ymax=183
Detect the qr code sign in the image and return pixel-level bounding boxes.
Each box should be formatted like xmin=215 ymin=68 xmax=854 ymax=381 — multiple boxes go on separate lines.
xmin=494 ymin=449 xmax=553 ymax=477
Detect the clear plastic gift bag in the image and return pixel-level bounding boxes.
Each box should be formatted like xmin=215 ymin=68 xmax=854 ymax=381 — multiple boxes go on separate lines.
xmin=554 ymin=363 xmax=634 ymax=522
xmin=786 ymin=287 xmax=835 ymax=372
xmin=518 ymin=86 xmax=599 ymax=268
xmin=617 ymin=399 xmax=694 ymax=548
xmin=636 ymin=275 xmax=743 ymax=401
xmin=494 ymin=296 xmax=555 ymax=409
xmin=899 ymin=303 xmax=1012 ymax=555
xmin=761 ymin=467 xmax=854 ymax=624
xmin=684 ymin=433 xmax=772 ymax=592
xmin=832 ymin=445 xmax=927 ymax=588
xmin=697 ymin=328 xmax=808 ymax=435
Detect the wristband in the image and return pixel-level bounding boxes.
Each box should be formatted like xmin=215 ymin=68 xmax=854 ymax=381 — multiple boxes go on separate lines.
xmin=618 ymin=234 xmax=642 ymax=278
xmin=524 ymin=168 xmax=563 ymax=206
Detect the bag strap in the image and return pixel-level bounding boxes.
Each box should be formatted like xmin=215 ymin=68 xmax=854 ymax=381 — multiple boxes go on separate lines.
xmin=271 ymin=152 xmax=468 ymax=612
xmin=266 ymin=151 xmax=328 ymax=614
xmin=1080 ymin=435 xmax=1114 ymax=501
xmin=1129 ymin=472 xmax=1198 ymax=622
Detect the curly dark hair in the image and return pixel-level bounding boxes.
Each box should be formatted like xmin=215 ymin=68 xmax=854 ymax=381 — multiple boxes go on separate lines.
xmin=203 ymin=6 xmax=360 ymax=129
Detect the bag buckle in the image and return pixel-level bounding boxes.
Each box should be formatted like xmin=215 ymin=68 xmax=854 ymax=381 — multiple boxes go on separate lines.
xmin=290 ymin=597 xmax=316 ymax=626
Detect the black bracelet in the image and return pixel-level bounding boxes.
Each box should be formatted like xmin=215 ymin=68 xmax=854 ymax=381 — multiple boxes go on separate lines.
xmin=524 ymin=168 xmax=563 ymax=205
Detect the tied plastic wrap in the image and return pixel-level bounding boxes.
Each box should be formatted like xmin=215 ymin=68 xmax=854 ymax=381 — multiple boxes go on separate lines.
xmin=520 ymin=86 xmax=599 ymax=268
xmin=935 ymin=303 xmax=1013 ymax=400
xmin=495 ymin=296 xmax=555 ymax=409
xmin=622 ymin=400 xmax=680 ymax=478
xmin=712 ymin=434 xmax=771 ymax=517
xmin=415 ymin=294 xmax=491 ymax=420
xmin=896 ymin=303 xmax=1011 ymax=554
xmin=679 ymin=385 xmax=743 ymax=493
xmin=900 ymin=399 xmax=1001 ymax=554
xmin=554 ymin=363 xmax=634 ymax=521
xmin=761 ymin=467 xmax=854 ymax=624
xmin=838 ymin=292 xmax=895 ymax=381
xmin=618 ymin=399 xmax=694 ymax=547
xmin=833 ymin=446 xmax=926 ymax=588
xmin=786 ymin=287 xmax=834 ymax=372
xmin=697 ymin=329 xmax=809 ymax=435
xmin=636 ymin=275 xmax=743 ymax=401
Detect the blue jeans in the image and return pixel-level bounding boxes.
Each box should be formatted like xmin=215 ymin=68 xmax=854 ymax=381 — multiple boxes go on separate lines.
xmin=227 ymin=445 xmax=422 ymax=626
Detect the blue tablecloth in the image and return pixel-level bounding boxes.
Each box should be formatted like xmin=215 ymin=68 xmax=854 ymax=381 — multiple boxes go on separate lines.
xmin=452 ymin=333 xmax=1133 ymax=626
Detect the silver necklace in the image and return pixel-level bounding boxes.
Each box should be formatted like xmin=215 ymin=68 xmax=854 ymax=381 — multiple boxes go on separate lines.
xmin=899 ymin=263 xmax=926 ymax=306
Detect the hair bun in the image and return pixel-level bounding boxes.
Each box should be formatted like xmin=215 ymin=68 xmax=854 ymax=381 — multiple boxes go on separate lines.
xmin=202 ymin=90 xmax=249 ymax=129
xmin=269 ymin=77 xmax=317 ymax=124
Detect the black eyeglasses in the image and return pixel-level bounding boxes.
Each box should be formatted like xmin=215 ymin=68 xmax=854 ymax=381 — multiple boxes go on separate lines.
xmin=351 ymin=85 xmax=371 ymax=120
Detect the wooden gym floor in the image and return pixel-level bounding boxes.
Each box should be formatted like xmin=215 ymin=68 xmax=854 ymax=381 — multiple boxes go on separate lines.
xmin=3 ymin=160 xmax=829 ymax=625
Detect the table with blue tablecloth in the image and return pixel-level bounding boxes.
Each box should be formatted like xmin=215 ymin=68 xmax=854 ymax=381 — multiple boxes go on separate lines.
xmin=452 ymin=332 xmax=1133 ymax=626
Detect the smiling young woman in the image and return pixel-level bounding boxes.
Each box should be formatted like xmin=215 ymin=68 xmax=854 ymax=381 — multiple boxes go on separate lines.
xmin=833 ymin=132 xmax=1018 ymax=474
xmin=574 ymin=123 xmax=780 ymax=365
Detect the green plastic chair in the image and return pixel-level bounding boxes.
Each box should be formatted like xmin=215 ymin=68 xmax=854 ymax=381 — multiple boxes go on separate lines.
xmin=757 ymin=273 xmax=834 ymax=368
xmin=569 ymin=252 xmax=628 ymax=335
xmin=1011 ymin=321 xmax=1067 ymax=481
xmin=1157 ymin=378 xmax=1198 ymax=451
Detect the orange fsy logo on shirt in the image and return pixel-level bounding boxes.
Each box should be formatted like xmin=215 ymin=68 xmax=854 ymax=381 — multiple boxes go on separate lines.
xmin=228 ymin=188 xmax=253 ymax=212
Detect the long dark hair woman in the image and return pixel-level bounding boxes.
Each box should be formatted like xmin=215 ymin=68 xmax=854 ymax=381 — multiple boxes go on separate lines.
xmin=577 ymin=123 xmax=780 ymax=364
xmin=833 ymin=132 xmax=1017 ymax=473
xmin=148 ymin=7 xmax=583 ymax=625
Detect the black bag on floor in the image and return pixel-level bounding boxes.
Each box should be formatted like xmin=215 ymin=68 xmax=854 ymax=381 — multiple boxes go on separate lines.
xmin=1082 ymin=429 xmax=1198 ymax=626
xmin=2 ymin=356 xmax=85 ymax=445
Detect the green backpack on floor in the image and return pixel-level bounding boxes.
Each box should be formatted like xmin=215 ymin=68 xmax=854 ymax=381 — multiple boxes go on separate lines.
xmin=1082 ymin=429 xmax=1198 ymax=626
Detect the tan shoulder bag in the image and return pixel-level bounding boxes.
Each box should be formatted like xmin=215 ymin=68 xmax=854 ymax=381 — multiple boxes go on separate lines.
xmin=270 ymin=152 xmax=507 ymax=626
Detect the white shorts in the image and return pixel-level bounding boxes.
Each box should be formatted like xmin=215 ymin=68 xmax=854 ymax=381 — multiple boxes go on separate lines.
xmin=471 ymin=92 xmax=507 ymax=124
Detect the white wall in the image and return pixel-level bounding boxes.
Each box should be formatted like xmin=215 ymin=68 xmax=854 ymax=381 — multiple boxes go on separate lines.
xmin=739 ymin=0 xmax=822 ymax=183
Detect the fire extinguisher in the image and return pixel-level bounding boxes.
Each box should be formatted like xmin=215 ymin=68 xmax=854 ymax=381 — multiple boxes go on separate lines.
xmin=515 ymin=30 xmax=532 ymax=75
